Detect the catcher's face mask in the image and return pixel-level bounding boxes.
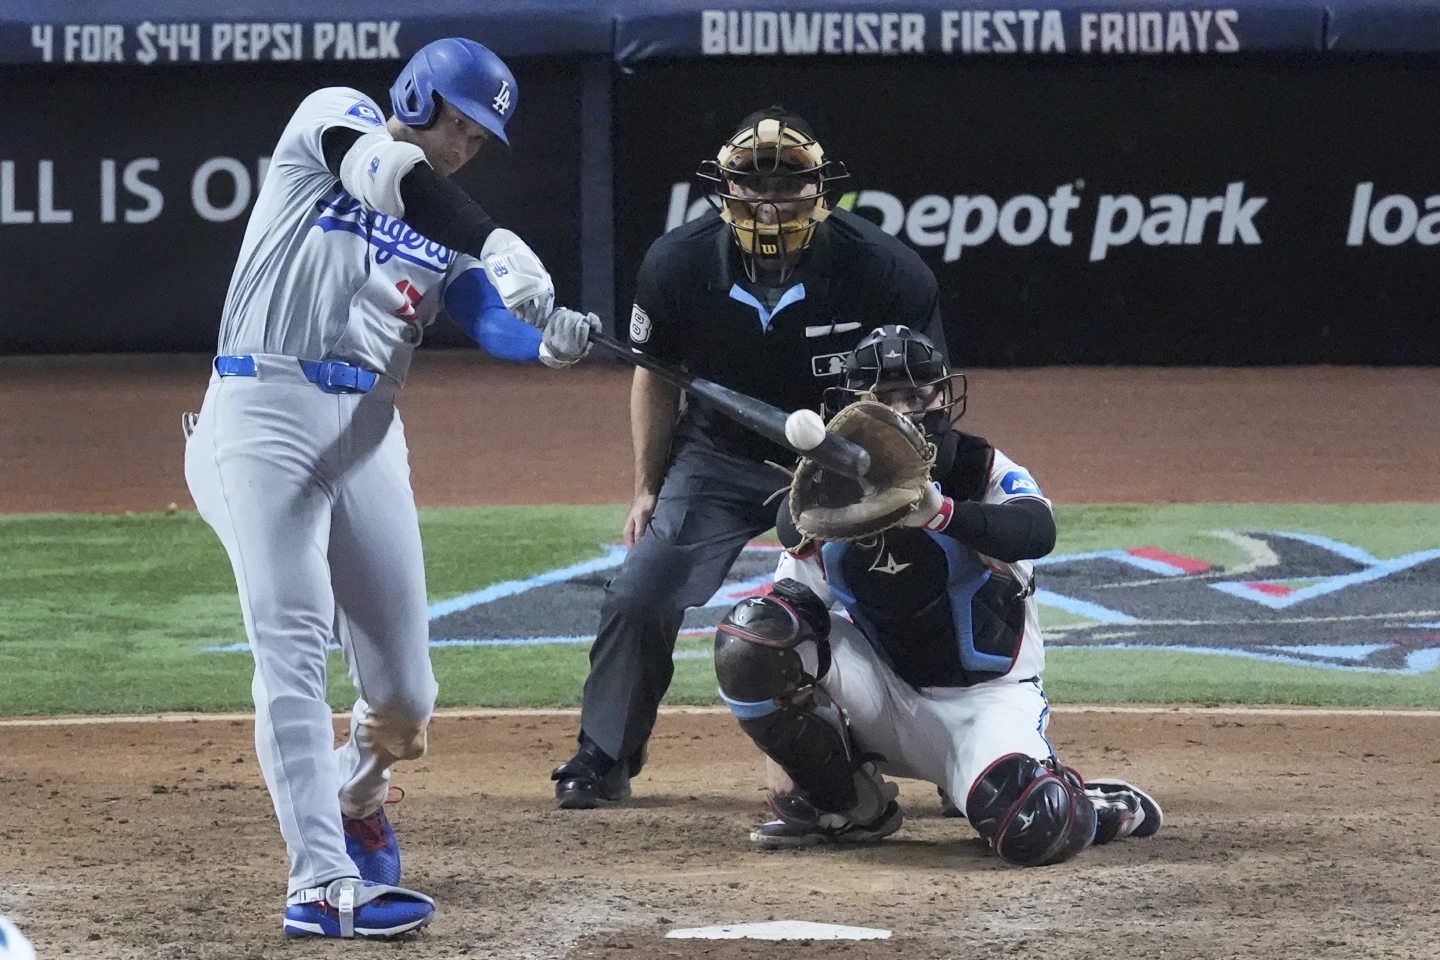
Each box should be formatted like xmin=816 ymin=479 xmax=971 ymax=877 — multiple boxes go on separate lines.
xmin=825 ymin=328 xmax=968 ymax=435
xmin=697 ymin=113 xmax=849 ymax=283
xmin=834 ymin=376 xmax=968 ymax=438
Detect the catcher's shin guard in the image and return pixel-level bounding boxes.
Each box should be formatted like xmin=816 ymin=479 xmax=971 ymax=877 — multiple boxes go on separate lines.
xmin=716 ymin=582 xmax=878 ymax=816
xmin=965 ymin=754 xmax=1097 ymax=866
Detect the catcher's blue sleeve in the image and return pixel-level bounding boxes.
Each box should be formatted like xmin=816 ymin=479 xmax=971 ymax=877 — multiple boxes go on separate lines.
xmin=444 ymin=267 xmax=542 ymax=363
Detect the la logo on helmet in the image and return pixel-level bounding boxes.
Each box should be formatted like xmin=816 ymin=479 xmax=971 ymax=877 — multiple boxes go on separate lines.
xmin=491 ymin=80 xmax=512 ymax=115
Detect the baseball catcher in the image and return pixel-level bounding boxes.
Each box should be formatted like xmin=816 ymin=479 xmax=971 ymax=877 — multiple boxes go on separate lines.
xmin=714 ymin=326 xmax=1163 ymax=863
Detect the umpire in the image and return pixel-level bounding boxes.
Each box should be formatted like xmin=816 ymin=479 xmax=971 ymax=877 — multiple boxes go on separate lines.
xmin=553 ymin=105 xmax=949 ymax=807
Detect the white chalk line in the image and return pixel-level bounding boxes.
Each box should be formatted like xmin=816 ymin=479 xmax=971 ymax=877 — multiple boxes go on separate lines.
xmin=4 ymin=703 xmax=1440 ymax=728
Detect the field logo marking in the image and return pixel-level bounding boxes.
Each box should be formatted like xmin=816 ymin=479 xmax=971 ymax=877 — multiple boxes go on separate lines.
xmin=203 ymin=531 xmax=1440 ymax=673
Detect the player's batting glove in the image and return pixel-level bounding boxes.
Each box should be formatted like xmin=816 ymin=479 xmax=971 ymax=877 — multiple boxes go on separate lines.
xmin=539 ymin=308 xmax=602 ymax=368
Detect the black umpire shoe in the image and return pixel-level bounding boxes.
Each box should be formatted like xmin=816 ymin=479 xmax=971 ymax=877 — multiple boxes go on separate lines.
xmin=551 ymin=741 xmax=644 ymax=809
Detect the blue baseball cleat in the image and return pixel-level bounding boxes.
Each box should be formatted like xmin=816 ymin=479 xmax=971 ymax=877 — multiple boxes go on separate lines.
xmin=344 ymin=805 xmax=402 ymax=886
xmin=284 ymin=879 xmax=434 ymax=939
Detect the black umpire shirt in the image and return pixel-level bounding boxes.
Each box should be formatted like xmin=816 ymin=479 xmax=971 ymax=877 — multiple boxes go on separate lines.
xmin=628 ymin=207 xmax=948 ymax=463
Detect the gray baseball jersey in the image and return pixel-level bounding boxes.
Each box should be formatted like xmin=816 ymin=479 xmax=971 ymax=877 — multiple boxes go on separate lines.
xmin=217 ymin=86 xmax=481 ymax=384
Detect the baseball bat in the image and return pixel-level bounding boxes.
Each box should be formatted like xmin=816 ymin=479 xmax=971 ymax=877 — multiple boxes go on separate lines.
xmin=587 ymin=331 xmax=872 ymax=481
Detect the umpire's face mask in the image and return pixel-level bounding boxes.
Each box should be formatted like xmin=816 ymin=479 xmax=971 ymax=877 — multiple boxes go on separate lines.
xmin=697 ymin=116 xmax=848 ymax=283
xmin=721 ymin=173 xmax=826 ymax=281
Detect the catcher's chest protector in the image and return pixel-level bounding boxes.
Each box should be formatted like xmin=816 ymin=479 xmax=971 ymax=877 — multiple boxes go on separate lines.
xmin=821 ymin=532 xmax=1027 ymax=689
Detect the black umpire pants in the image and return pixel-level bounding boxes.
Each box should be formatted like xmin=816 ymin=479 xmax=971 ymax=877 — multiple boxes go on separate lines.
xmin=579 ymin=430 xmax=785 ymax=764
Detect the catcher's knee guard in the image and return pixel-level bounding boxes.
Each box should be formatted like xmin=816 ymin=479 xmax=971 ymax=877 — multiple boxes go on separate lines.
xmin=715 ymin=580 xmax=864 ymax=814
xmin=714 ymin=578 xmax=832 ymax=707
xmin=966 ymin=754 xmax=1097 ymax=867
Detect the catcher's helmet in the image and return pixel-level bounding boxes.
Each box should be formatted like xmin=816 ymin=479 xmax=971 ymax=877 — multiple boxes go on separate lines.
xmin=390 ymin=38 xmax=517 ymax=144
xmin=826 ymin=325 xmax=967 ymax=435
xmin=695 ymin=106 xmax=849 ymax=282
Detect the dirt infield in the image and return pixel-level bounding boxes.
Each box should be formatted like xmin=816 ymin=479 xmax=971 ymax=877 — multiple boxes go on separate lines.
xmin=2 ymin=353 xmax=1437 ymax=512
xmin=3 ymin=708 xmax=1438 ymax=959
xmin=4 ymin=356 xmax=1439 ymax=958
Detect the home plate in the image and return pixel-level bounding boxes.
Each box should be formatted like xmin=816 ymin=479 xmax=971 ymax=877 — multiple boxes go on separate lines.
xmin=665 ymin=921 xmax=892 ymax=940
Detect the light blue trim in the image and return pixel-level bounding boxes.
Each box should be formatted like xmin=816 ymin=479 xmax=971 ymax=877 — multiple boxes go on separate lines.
xmin=926 ymin=532 xmax=1017 ymax=675
xmin=719 ymin=690 xmax=779 ymax=719
xmin=1209 ymin=547 xmax=1440 ymax=610
xmin=728 ymin=282 xmax=806 ymax=332
xmin=1209 ymin=580 xmax=1293 ymax=610
xmin=1034 ymin=548 xmax=1190 ymax=577
xmin=426 ymin=545 xmax=628 ymax=618
xmin=1034 ymin=589 xmax=1143 ymax=625
xmin=1271 ymin=531 xmax=1378 ymax=565
xmin=1061 ymin=642 xmax=1440 ymax=675
xmin=1266 ymin=643 xmax=1389 ymax=661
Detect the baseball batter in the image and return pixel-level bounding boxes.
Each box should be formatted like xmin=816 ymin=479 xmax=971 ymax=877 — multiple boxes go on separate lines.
xmin=714 ymin=327 xmax=1163 ymax=862
xmin=183 ymin=39 xmax=597 ymax=938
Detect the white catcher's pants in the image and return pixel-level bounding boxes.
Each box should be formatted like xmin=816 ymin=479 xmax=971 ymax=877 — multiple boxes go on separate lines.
xmin=818 ymin=616 xmax=1055 ymax=817
xmin=185 ymin=355 xmax=437 ymax=897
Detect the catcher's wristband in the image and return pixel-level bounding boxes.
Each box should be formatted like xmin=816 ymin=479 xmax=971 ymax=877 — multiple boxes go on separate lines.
xmin=923 ymin=496 xmax=955 ymax=532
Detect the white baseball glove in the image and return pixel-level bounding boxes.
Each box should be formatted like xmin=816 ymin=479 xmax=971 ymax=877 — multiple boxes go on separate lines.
xmin=480 ymin=228 xmax=555 ymax=327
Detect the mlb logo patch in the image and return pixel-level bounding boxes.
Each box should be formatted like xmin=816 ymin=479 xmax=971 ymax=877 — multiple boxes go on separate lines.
xmin=811 ymin=352 xmax=846 ymax=377
xmin=1000 ymin=470 xmax=1042 ymax=496
xmin=346 ymin=100 xmax=383 ymax=125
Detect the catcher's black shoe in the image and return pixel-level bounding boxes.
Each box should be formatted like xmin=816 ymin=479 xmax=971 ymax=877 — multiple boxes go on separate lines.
xmin=751 ymin=799 xmax=904 ymax=850
xmin=1085 ymin=778 xmax=1163 ymax=840
xmin=937 ymin=786 xmax=964 ymax=818
xmin=551 ymin=741 xmax=643 ymax=809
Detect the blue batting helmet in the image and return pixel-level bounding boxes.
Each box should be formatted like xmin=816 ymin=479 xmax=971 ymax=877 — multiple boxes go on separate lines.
xmin=389 ymin=38 xmax=517 ymax=145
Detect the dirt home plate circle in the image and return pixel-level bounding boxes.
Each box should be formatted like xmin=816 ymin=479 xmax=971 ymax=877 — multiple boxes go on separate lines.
xmin=784 ymin=408 xmax=827 ymax=450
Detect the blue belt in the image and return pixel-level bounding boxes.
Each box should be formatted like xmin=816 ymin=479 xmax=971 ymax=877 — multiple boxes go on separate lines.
xmin=214 ymin=355 xmax=377 ymax=394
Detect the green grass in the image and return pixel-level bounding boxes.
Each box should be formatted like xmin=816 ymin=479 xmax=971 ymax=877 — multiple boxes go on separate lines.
xmin=0 ymin=507 xmax=625 ymax=716
xmin=2 ymin=503 xmax=1438 ymax=716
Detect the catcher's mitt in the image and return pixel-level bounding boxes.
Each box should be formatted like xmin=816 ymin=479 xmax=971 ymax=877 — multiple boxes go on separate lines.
xmin=788 ymin=399 xmax=936 ymax=542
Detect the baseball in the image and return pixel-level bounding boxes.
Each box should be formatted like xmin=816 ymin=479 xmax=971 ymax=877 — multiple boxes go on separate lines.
xmin=784 ymin=409 xmax=827 ymax=451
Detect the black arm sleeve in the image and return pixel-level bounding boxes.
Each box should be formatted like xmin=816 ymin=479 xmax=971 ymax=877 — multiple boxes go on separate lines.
xmin=940 ymin=498 xmax=1056 ymax=562
xmin=321 ymin=126 xmax=362 ymax=176
xmin=320 ymin=126 xmax=499 ymax=259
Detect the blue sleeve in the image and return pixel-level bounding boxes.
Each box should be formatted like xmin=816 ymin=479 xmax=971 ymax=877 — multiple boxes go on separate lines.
xmin=443 ymin=267 xmax=541 ymax=363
